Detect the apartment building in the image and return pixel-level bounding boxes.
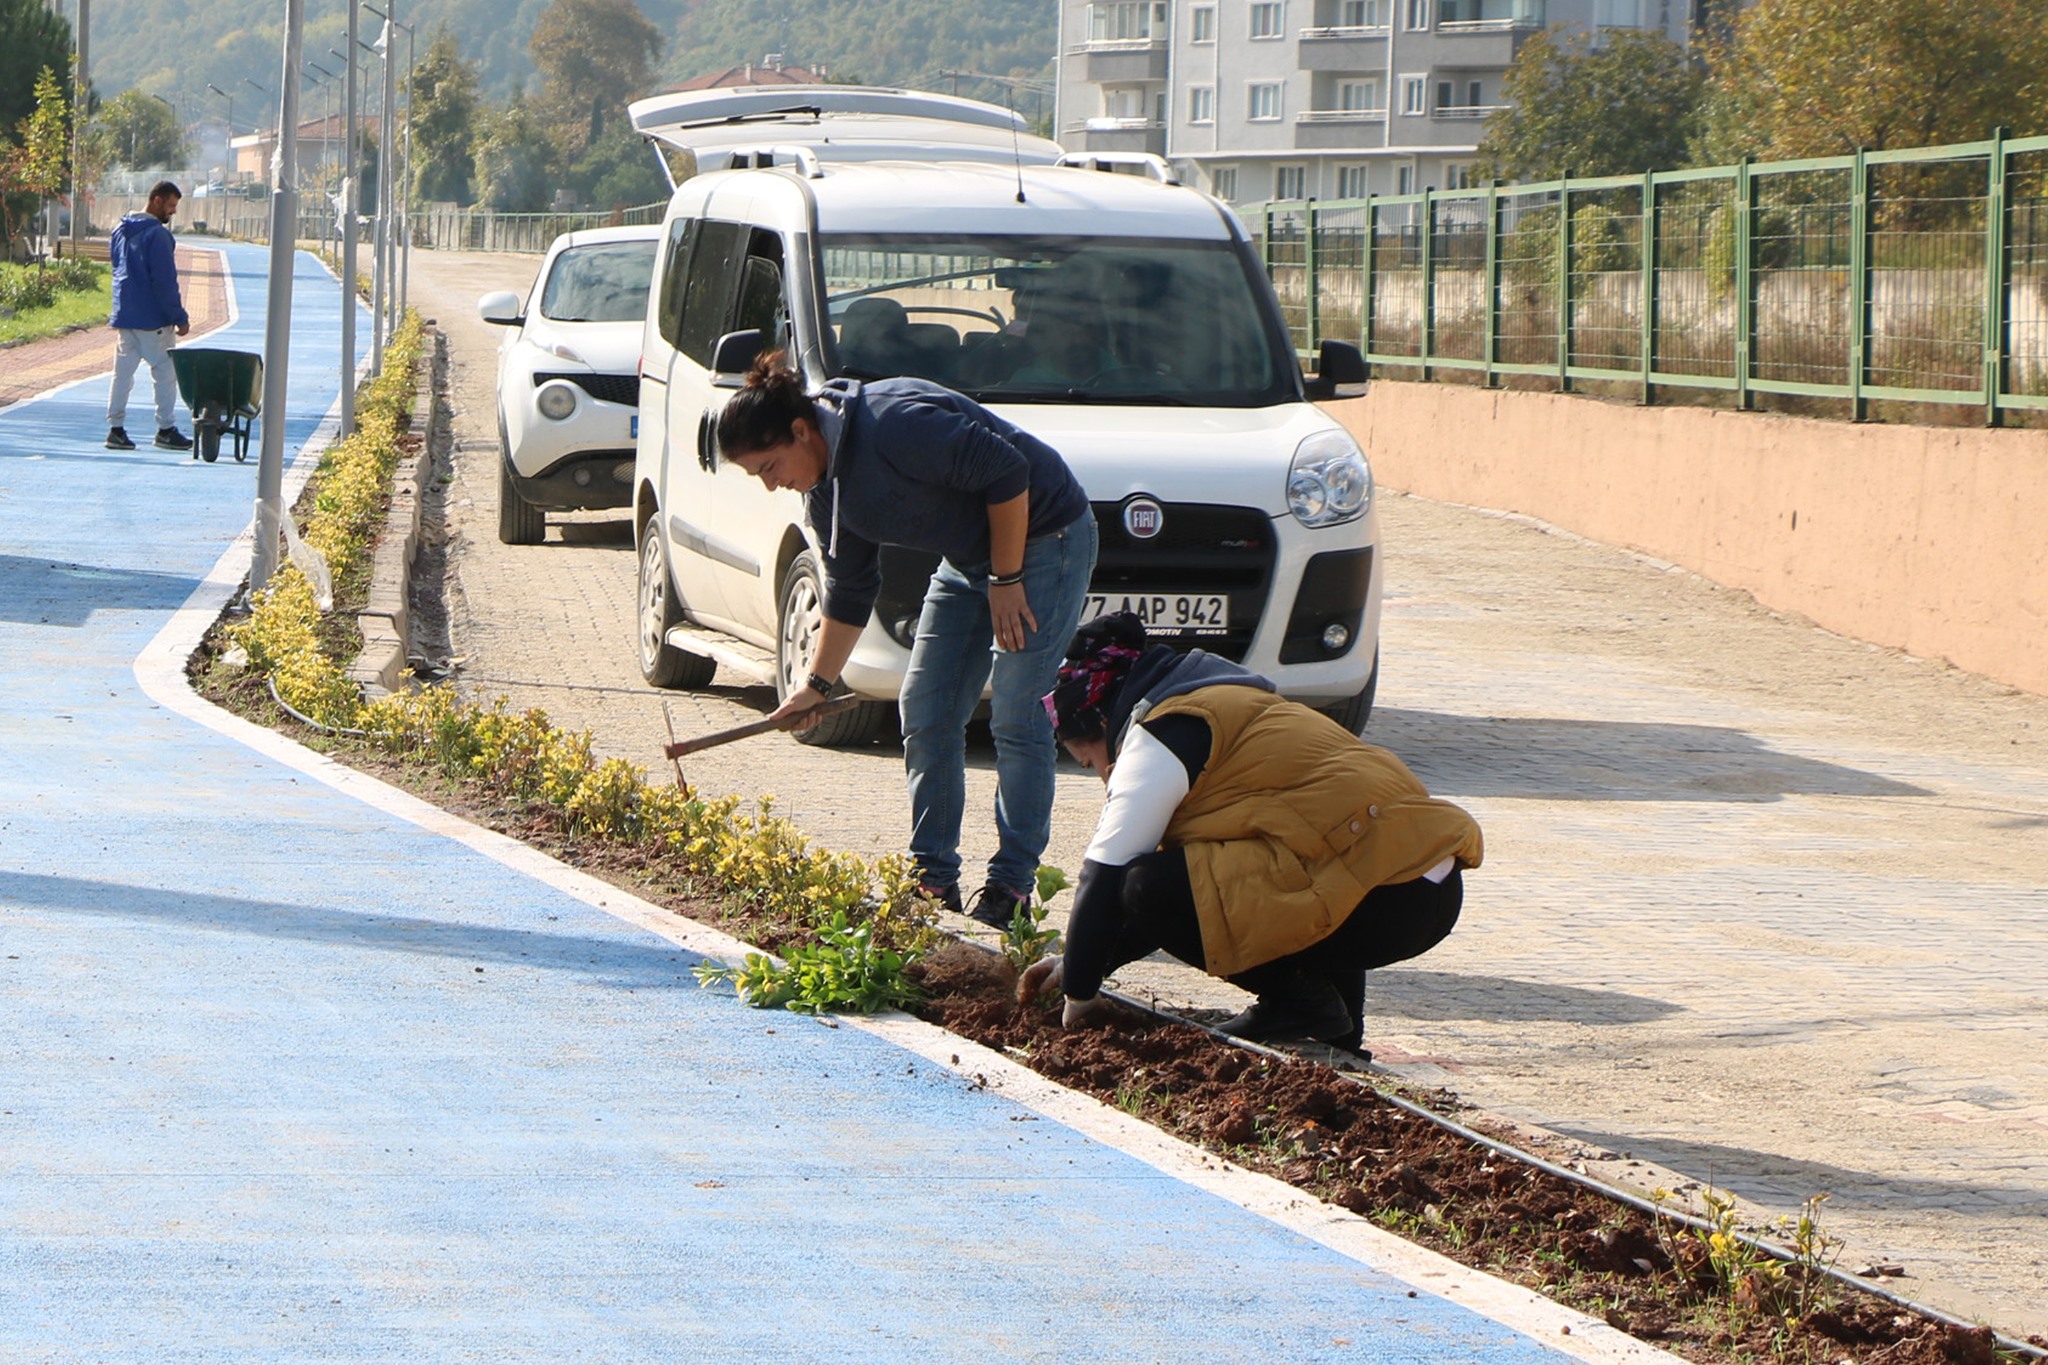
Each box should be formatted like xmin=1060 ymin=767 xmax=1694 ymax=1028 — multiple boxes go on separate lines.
xmin=1055 ymin=0 xmax=1701 ymax=204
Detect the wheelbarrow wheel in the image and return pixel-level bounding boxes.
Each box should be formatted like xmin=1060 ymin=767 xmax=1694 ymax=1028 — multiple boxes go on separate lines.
xmin=197 ymin=423 xmax=222 ymax=464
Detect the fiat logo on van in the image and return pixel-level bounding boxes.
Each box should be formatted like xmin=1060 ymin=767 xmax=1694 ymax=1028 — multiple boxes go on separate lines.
xmin=1122 ymin=497 xmax=1165 ymax=540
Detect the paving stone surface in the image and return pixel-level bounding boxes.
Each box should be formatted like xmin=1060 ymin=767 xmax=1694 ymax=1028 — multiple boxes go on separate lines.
xmin=412 ymin=248 xmax=2048 ymax=1339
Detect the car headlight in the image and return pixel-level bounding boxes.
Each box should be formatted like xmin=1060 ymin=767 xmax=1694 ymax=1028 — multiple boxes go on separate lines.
xmin=1286 ymin=429 xmax=1373 ymax=527
xmin=536 ymin=380 xmax=578 ymax=421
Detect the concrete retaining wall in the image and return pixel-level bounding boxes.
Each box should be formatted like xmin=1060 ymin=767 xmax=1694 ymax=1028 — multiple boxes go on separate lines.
xmin=1324 ymin=383 xmax=2048 ymax=697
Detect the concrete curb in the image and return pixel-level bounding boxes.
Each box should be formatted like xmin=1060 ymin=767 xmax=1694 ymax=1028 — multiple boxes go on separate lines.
xmin=348 ymin=330 xmax=443 ymax=698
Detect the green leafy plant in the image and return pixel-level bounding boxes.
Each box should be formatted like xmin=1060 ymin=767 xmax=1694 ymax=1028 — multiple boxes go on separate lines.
xmin=997 ymin=864 xmax=1068 ymax=972
xmin=693 ymin=912 xmax=921 ymax=1013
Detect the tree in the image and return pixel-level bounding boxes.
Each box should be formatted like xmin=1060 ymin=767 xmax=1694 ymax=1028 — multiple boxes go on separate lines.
xmin=471 ymin=98 xmax=555 ymax=211
xmin=529 ymin=0 xmax=661 ymax=154
xmin=1475 ymin=28 xmax=1704 ymax=183
xmin=563 ymin=122 xmax=669 ymax=210
xmin=410 ymin=29 xmax=481 ymax=204
xmin=98 ymin=88 xmax=189 ymax=169
xmin=0 ymin=0 xmax=73 ymax=137
xmin=1695 ymin=0 xmax=2048 ymax=161
xmin=1 ymin=66 xmax=69 ymax=255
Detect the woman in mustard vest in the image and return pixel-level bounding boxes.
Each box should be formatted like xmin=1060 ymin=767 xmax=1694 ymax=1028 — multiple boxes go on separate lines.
xmin=1019 ymin=613 xmax=1482 ymax=1051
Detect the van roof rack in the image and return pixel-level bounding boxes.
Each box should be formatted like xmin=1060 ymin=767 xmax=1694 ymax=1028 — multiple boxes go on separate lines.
xmin=1054 ymin=152 xmax=1181 ymax=185
xmin=724 ymin=144 xmax=825 ymax=178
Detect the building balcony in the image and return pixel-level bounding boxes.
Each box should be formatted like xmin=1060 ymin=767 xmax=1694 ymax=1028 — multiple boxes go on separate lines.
xmin=1297 ymin=108 xmax=1388 ymax=124
xmin=1427 ymin=23 xmax=1539 ymax=65
xmin=1065 ymin=119 xmax=1167 ymax=156
xmin=1297 ymin=28 xmax=1390 ymax=70
xmin=1073 ymin=41 xmax=1169 ymax=84
xmin=1434 ymin=103 xmax=1507 ymax=120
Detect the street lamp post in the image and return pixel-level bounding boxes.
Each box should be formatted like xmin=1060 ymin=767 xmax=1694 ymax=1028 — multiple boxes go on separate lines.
xmin=305 ymin=63 xmax=337 ymax=249
xmin=150 ymin=92 xmax=174 ymax=173
xmin=333 ymin=18 xmax=360 ymax=435
xmin=206 ymin=82 xmax=234 ymax=183
xmin=242 ymin=78 xmax=270 ymax=194
xmin=250 ymin=0 xmax=306 ymax=596
xmin=368 ymin=6 xmax=397 ymax=373
xmin=367 ymin=4 xmax=414 ymax=322
xmin=70 ymin=0 xmax=88 ymax=255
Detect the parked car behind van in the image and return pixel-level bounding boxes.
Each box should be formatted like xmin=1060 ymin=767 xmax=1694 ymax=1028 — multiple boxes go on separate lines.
xmin=628 ymin=88 xmax=1378 ymax=743
xmin=479 ymin=224 xmax=659 ymax=544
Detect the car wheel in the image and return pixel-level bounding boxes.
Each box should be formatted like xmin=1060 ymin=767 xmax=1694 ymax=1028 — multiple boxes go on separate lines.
xmin=777 ymin=550 xmax=897 ymax=748
xmin=637 ymin=514 xmax=716 ymax=689
xmin=497 ymin=441 xmax=545 ymax=546
xmin=1317 ymin=650 xmax=1379 ymax=735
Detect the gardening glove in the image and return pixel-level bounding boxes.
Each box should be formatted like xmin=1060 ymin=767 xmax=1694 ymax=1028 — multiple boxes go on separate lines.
xmin=1061 ymin=993 xmax=1111 ymax=1030
xmin=1018 ymin=953 xmax=1064 ymax=1004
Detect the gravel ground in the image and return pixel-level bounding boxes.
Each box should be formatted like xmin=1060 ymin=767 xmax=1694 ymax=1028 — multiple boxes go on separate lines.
xmin=411 ymin=247 xmax=2048 ymax=1340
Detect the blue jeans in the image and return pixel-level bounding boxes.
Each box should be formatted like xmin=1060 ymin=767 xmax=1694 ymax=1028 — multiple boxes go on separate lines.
xmin=901 ymin=512 xmax=1098 ymax=895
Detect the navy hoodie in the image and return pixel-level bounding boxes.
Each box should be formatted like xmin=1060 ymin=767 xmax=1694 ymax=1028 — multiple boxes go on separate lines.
xmin=109 ymin=212 xmax=188 ymax=332
xmin=803 ymin=377 xmax=1090 ymax=626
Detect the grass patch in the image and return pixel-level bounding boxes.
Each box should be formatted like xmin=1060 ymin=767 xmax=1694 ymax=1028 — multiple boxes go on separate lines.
xmin=0 ymin=263 xmax=112 ymax=346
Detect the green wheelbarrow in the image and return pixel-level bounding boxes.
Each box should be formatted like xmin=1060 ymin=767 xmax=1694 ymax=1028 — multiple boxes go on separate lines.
xmin=169 ymin=347 xmax=263 ymax=464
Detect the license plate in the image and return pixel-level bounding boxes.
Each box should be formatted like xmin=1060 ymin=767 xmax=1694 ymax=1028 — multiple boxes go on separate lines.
xmin=1082 ymin=592 xmax=1229 ymax=634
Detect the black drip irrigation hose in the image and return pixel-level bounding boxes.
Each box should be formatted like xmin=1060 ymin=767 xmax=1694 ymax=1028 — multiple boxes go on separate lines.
xmin=1088 ymin=982 xmax=2046 ymax=1361
xmin=266 ymin=677 xmax=373 ymax=739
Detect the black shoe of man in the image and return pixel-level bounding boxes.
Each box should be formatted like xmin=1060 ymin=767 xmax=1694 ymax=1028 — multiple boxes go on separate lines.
xmin=105 ymin=427 xmax=136 ymax=450
xmin=1216 ymin=980 xmax=1355 ymax=1045
xmin=155 ymin=427 xmax=194 ymax=451
xmin=967 ymin=883 xmax=1031 ymax=930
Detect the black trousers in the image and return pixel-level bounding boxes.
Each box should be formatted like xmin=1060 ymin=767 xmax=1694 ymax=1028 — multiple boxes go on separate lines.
xmin=1104 ymin=848 xmax=1463 ymax=1033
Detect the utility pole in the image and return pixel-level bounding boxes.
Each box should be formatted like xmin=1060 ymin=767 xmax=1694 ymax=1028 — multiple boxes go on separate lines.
xmin=370 ymin=5 xmax=395 ymax=374
xmin=250 ymin=0 xmax=305 ymax=596
xmin=337 ymin=6 xmax=360 ymax=435
xmin=70 ymin=0 xmax=88 ymax=254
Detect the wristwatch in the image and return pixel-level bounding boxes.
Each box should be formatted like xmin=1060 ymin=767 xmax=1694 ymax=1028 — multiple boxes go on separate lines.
xmin=804 ymin=672 xmax=839 ymax=697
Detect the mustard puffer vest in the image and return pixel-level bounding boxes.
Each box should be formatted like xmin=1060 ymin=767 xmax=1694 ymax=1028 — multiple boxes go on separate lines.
xmin=1146 ymin=685 xmax=1484 ymax=977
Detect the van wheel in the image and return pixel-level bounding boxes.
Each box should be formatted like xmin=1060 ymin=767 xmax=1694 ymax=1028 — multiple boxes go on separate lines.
xmin=638 ymin=515 xmax=716 ymax=689
xmin=498 ymin=446 xmax=545 ymax=546
xmin=778 ymin=550 xmax=896 ymax=748
xmin=1318 ymin=652 xmax=1379 ymax=735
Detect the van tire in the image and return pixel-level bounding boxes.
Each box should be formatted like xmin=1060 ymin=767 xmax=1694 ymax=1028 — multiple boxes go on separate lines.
xmin=778 ymin=550 xmax=896 ymax=748
xmin=1318 ymin=652 xmax=1378 ymax=735
xmin=638 ymin=515 xmax=717 ymax=689
xmin=498 ymin=451 xmax=546 ymax=546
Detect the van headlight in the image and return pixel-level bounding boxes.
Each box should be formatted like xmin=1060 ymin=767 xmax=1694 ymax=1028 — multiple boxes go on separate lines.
xmin=536 ymin=380 xmax=578 ymax=421
xmin=1286 ymin=430 xmax=1373 ymax=527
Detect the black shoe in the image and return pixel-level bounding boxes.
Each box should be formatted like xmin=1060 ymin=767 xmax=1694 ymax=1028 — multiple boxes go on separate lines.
xmin=105 ymin=427 xmax=136 ymax=450
xmin=967 ymin=883 xmax=1030 ymax=930
xmin=155 ymin=427 xmax=194 ymax=450
xmin=916 ymin=883 xmax=963 ymax=916
xmin=1216 ymin=980 xmax=1355 ymax=1045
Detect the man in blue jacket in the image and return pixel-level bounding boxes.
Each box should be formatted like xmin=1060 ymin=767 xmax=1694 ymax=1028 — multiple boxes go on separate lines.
xmin=104 ymin=181 xmax=193 ymax=451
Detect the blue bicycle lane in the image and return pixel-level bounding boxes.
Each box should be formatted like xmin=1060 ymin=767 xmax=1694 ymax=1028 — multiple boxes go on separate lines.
xmin=0 ymin=243 xmax=1673 ymax=1363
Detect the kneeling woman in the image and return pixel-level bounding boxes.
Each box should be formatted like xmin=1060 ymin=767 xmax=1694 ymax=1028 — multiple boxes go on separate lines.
xmin=1021 ymin=613 xmax=1482 ymax=1050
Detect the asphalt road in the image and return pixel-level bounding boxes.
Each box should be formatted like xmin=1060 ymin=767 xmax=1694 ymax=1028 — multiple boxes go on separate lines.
xmin=411 ymin=246 xmax=2048 ymax=1339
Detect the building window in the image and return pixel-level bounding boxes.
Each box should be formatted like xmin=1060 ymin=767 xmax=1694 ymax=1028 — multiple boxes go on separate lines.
xmin=1595 ymin=0 xmax=1640 ymax=23
xmin=1400 ymin=75 xmax=1427 ymax=115
xmin=1212 ymin=166 xmax=1239 ymax=201
xmin=1249 ymin=83 xmax=1284 ymax=120
xmin=1436 ymin=80 xmax=1453 ymax=112
xmin=1341 ymin=0 xmax=1389 ymax=24
xmin=1191 ymin=5 xmax=1216 ymax=40
xmin=1251 ymin=2 xmax=1285 ymax=38
xmin=1105 ymin=86 xmax=1148 ymax=119
xmin=1468 ymin=79 xmax=1483 ymax=106
xmin=1337 ymin=164 xmax=1370 ymax=198
xmin=1339 ymin=79 xmax=1380 ymax=112
xmin=1275 ymin=165 xmax=1307 ymax=200
xmin=1396 ymin=164 xmax=1416 ymax=194
xmin=1090 ymin=1 xmax=1169 ymax=42
xmin=1444 ymin=162 xmax=1475 ymax=190
xmin=1403 ymin=0 xmax=1430 ymax=30
xmin=1189 ymin=85 xmax=1214 ymax=123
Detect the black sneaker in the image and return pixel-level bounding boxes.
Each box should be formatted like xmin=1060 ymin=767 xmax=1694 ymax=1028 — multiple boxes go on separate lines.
xmin=916 ymin=883 xmax=963 ymax=916
xmin=967 ymin=883 xmax=1030 ymax=930
xmin=1216 ymin=980 xmax=1355 ymax=1045
xmin=105 ymin=427 xmax=136 ymax=450
xmin=155 ymin=427 xmax=194 ymax=450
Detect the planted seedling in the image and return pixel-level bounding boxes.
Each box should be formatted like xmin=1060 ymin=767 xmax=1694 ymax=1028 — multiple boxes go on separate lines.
xmin=998 ymin=864 xmax=1069 ymax=973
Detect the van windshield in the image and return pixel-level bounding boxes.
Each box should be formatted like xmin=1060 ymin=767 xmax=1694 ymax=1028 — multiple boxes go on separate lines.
xmin=819 ymin=234 xmax=1297 ymax=406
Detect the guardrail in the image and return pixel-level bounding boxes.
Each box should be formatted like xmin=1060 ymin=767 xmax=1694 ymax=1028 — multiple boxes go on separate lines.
xmin=1249 ymin=130 xmax=2048 ymax=424
xmin=410 ymin=202 xmax=668 ymax=253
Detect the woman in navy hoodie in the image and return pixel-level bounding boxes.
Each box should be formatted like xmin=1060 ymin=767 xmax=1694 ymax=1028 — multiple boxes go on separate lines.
xmin=717 ymin=351 xmax=1098 ymax=930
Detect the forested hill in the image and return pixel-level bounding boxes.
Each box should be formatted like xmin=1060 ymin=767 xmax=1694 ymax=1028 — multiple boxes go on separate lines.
xmin=89 ymin=0 xmax=1054 ymax=121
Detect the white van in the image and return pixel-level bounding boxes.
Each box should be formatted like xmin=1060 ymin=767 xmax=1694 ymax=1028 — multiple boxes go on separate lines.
xmin=629 ymin=88 xmax=1379 ymax=745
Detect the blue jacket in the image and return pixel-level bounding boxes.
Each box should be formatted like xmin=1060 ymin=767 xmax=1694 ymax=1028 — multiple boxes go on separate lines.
xmin=804 ymin=378 xmax=1090 ymax=627
xmin=109 ymin=212 xmax=188 ymax=331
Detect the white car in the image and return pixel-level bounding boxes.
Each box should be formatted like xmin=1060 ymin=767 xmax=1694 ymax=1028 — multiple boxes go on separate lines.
xmin=478 ymin=224 xmax=660 ymax=544
xmin=628 ymin=89 xmax=1379 ymax=744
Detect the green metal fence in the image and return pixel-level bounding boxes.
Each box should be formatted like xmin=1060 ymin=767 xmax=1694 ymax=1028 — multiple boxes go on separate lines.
xmin=1251 ymin=131 xmax=2048 ymax=424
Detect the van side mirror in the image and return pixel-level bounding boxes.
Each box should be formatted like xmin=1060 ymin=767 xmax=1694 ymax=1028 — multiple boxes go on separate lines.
xmin=1303 ymin=339 xmax=1369 ymax=401
xmin=477 ymin=290 xmax=524 ymax=327
xmin=711 ymin=329 xmax=766 ymax=387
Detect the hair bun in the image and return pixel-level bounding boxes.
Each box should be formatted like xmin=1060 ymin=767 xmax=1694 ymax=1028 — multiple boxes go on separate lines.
xmin=1064 ymin=610 xmax=1147 ymax=662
